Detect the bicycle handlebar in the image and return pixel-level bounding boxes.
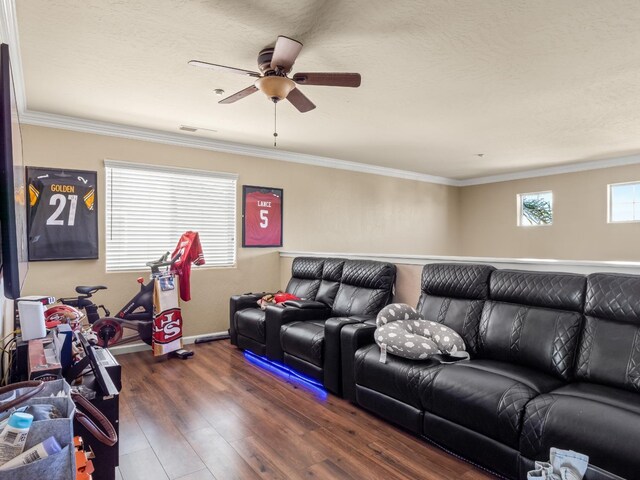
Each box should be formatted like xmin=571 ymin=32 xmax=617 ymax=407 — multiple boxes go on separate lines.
xmin=146 ymin=252 xmax=167 ymax=266
xmin=146 ymin=251 xmax=179 ymax=274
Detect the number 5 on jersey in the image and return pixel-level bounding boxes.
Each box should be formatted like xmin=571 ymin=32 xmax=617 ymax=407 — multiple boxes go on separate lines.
xmin=259 ymin=209 xmax=269 ymax=228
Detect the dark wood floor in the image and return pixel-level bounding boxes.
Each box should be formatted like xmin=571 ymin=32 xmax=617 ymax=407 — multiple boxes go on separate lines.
xmin=116 ymin=341 xmax=494 ymax=480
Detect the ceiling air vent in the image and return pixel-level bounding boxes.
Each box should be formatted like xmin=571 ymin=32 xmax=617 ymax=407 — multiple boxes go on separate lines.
xmin=179 ymin=125 xmax=217 ymax=133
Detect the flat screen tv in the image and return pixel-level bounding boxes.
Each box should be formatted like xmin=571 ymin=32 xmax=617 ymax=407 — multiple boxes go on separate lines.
xmin=0 ymin=43 xmax=28 ymax=299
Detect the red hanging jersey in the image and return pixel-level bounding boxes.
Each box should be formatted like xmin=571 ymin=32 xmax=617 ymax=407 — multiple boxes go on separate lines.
xmin=171 ymin=231 xmax=205 ymax=301
xmin=244 ymin=191 xmax=282 ymax=246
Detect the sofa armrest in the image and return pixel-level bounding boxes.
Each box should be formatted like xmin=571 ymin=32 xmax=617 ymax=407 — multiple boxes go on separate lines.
xmin=283 ymin=300 xmax=327 ymax=309
xmin=229 ymin=293 xmax=265 ymax=345
xmin=340 ymin=322 xmax=377 ymax=402
xmin=230 ymin=293 xmax=264 ymax=312
xmin=324 ymin=315 xmax=375 ymax=395
xmin=265 ymin=305 xmax=331 ymax=361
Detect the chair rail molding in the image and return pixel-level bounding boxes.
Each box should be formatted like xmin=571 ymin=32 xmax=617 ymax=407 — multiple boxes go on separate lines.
xmin=279 ymin=251 xmax=640 ymax=275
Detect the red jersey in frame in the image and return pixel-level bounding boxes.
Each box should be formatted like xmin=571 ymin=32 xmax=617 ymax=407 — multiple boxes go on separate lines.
xmin=243 ymin=186 xmax=282 ymax=247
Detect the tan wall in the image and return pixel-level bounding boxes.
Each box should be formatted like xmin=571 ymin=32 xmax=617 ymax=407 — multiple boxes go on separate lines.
xmin=459 ymin=164 xmax=640 ymax=261
xmin=277 ymin=163 xmax=640 ymax=311
xmin=20 ymin=125 xmax=460 ymax=336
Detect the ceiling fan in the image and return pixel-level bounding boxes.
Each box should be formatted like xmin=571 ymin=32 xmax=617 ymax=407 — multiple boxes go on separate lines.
xmin=188 ymin=35 xmax=361 ymax=113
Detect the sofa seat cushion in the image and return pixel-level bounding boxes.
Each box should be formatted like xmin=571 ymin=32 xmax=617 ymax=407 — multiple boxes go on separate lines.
xmin=280 ymin=320 xmax=326 ymax=367
xmin=553 ymin=382 xmax=640 ymax=415
xmin=521 ymin=383 xmax=640 ymax=479
xmin=235 ymin=308 xmax=267 ymax=343
xmin=354 ymin=344 xmax=443 ymax=409
xmin=420 ymin=360 xmax=563 ymax=448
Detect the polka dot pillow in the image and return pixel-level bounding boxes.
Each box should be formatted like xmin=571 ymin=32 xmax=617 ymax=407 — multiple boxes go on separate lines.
xmin=376 ymin=303 xmax=422 ymax=327
xmin=374 ymin=303 xmax=468 ymax=362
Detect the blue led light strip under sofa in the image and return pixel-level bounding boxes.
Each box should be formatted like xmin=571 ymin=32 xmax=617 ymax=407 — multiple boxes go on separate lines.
xmin=243 ymin=351 xmax=327 ymax=399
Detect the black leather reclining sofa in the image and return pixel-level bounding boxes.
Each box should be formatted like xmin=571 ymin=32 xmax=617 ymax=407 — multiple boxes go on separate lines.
xmin=230 ymin=256 xmax=396 ymax=393
xmin=341 ymin=263 xmax=640 ymax=480
xmin=230 ymin=256 xmax=345 ymax=356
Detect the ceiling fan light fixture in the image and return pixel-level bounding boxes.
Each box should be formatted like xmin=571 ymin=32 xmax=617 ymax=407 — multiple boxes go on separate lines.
xmin=190 ymin=34 xmax=360 ymax=114
xmin=255 ymin=76 xmax=296 ymax=102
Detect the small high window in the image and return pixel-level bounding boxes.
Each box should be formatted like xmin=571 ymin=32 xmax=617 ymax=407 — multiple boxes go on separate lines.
xmin=517 ymin=191 xmax=553 ymax=226
xmin=609 ymin=182 xmax=640 ymax=223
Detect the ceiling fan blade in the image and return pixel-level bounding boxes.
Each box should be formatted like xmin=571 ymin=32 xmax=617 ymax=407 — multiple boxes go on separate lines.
xmin=188 ymin=60 xmax=261 ymax=78
xmin=292 ymin=72 xmax=361 ymax=87
xmin=219 ymin=85 xmax=259 ymax=104
xmin=287 ymin=87 xmax=315 ymax=113
xmin=270 ymin=36 xmax=303 ymax=72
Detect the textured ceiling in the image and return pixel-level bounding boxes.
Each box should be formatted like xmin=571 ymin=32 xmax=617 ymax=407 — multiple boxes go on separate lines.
xmin=15 ymin=0 xmax=640 ymax=179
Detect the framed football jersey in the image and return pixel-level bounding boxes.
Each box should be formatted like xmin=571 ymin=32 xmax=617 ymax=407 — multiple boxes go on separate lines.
xmin=242 ymin=185 xmax=283 ymax=247
xmin=26 ymin=167 xmax=99 ymax=260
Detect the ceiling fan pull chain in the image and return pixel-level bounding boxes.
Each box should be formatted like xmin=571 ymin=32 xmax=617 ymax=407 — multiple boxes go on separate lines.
xmin=273 ymin=101 xmax=278 ymax=147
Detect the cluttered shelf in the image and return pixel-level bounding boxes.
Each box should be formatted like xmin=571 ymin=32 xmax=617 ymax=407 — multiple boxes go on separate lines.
xmin=2 ymin=327 xmax=120 ymax=480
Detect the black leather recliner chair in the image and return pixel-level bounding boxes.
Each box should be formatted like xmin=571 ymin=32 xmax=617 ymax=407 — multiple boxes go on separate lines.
xmin=343 ymin=263 xmax=495 ymax=422
xmin=419 ymin=269 xmax=586 ymax=479
xmin=519 ymin=273 xmax=640 ymax=479
xmin=277 ymin=259 xmax=396 ymax=392
xmin=229 ymin=256 xmax=326 ymax=356
xmin=264 ymin=257 xmax=345 ymax=361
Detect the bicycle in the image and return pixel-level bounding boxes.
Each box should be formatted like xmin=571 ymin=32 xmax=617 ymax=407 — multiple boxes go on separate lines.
xmin=57 ymin=253 xmax=193 ymax=359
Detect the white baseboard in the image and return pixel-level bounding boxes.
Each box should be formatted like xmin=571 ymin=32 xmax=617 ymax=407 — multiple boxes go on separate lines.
xmin=109 ymin=330 xmax=229 ymax=356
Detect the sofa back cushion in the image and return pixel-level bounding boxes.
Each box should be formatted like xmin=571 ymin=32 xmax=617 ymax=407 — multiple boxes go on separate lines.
xmin=478 ymin=270 xmax=586 ymax=380
xmin=332 ymin=260 xmax=396 ymax=317
xmin=490 ymin=269 xmax=586 ymax=311
xmin=315 ymin=258 xmax=346 ymax=306
xmin=576 ymin=273 xmax=640 ymax=392
xmin=285 ymin=257 xmax=325 ymax=299
xmin=416 ymin=263 xmax=494 ymax=354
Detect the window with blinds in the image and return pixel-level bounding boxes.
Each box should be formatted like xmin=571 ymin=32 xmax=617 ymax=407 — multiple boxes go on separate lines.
xmin=105 ymin=160 xmax=237 ymax=272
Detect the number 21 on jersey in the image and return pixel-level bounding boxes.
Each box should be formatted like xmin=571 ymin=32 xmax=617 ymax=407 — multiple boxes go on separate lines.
xmin=46 ymin=194 xmax=78 ymax=226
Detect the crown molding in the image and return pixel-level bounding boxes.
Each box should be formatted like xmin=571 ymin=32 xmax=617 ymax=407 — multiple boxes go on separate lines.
xmin=22 ymin=109 xmax=640 ymax=188
xmin=457 ymin=154 xmax=640 ymax=186
xmin=0 ymin=0 xmax=26 ymax=113
xmin=19 ymin=109 xmax=459 ymax=185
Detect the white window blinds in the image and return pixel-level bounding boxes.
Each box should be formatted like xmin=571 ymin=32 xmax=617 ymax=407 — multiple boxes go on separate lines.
xmin=105 ymin=160 xmax=237 ymax=272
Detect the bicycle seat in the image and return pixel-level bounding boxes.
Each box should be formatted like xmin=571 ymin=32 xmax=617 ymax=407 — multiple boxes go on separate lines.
xmin=75 ymin=285 xmax=108 ymax=295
